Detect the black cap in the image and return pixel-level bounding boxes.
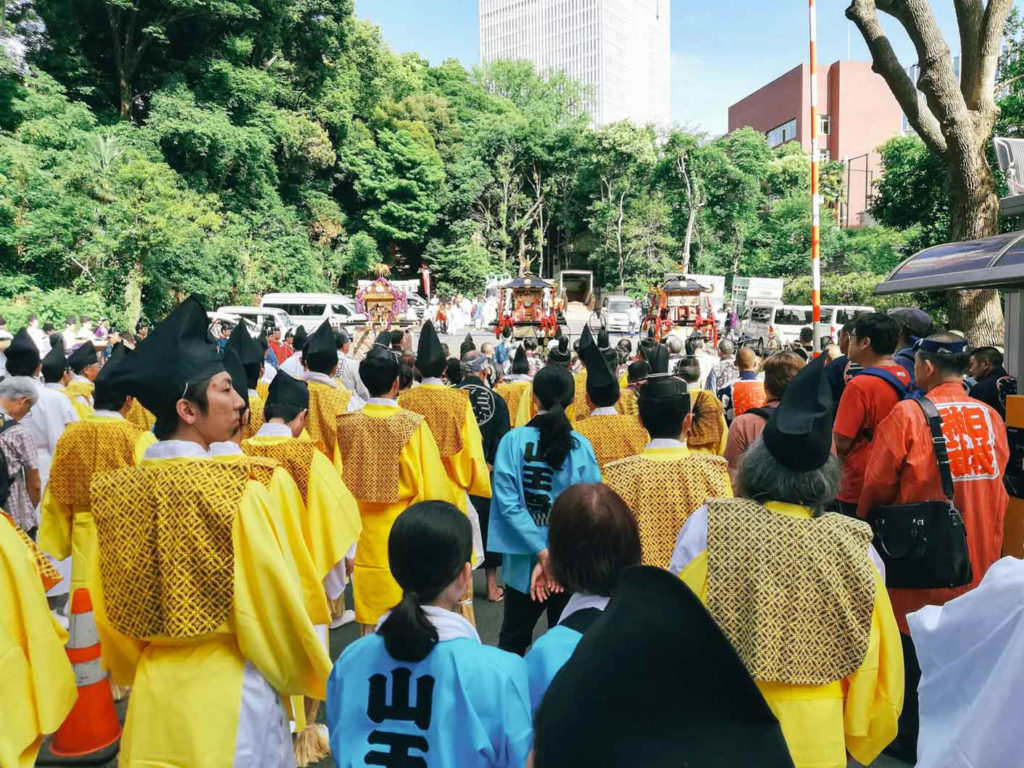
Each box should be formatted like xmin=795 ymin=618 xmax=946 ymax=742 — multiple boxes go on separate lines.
xmin=225 ymin=323 xmax=263 ymax=390
xmin=511 ymin=344 xmax=530 ymax=376
xmin=67 ymin=340 xmax=99 ymax=373
xmin=583 ymin=341 xmax=619 ymax=407
xmin=5 ymin=328 xmax=40 ymax=376
xmin=461 ymin=332 xmax=476 ymax=354
xmin=304 ymin=322 xmax=337 ymax=374
xmin=108 ymin=295 xmax=225 ymax=421
xmin=293 ymin=325 xmax=308 ymax=352
xmin=638 ymin=373 xmax=690 ymax=413
xmin=93 ymin=343 xmax=130 ymax=404
xmin=416 ymin=321 xmax=446 ymax=378
xmin=638 ymin=337 xmax=656 ymax=360
xmin=762 ymin=353 xmax=833 ymax=471
xmin=264 ymin=368 xmax=309 ymax=418
xmin=221 ymin=348 xmax=249 ymax=412
xmin=547 ymin=336 xmax=571 ymax=366
xmin=646 ymin=343 xmax=670 ymax=375
xmin=597 ymin=328 xmax=610 ymax=350
xmin=360 ymin=338 xmax=401 ymax=383
xmin=534 ymin=566 xmax=793 ymax=768
xmin=579 ymin=325 xmax=596 ymax=356
xmin=41 ymin=338 xmax=69 ymax=383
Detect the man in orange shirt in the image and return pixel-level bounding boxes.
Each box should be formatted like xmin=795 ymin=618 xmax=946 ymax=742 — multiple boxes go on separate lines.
xmin=833 ymin=313 xmax=912 ymax=516
xmin=859 ymin=333 xmax=1009 ymax=762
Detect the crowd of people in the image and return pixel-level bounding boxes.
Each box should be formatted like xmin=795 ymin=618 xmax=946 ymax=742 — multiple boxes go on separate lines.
xmin=0 ymin=298 xmax=1020 ymax=768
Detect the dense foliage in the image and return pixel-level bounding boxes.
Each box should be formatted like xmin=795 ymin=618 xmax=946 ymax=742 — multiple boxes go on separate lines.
xmin=0 ymin=0 xmax=929 ymax=326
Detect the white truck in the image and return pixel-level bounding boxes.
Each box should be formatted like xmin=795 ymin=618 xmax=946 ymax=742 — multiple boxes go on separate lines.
xmin=731 ymin=277 xmax=784 ymax=310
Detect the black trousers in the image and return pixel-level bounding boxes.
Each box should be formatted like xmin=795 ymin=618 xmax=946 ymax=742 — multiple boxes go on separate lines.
xmin=470 ymin=494 xmax=502 ymax=570
xmin=498 ymin=586 xmax=570 ymax=657
xmin=893 ymin=630 xmax=922 ymax=760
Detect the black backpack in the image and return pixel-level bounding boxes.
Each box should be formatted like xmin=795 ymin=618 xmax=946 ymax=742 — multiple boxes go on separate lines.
xmin=0 ymin=414 xmax=20 ymax=509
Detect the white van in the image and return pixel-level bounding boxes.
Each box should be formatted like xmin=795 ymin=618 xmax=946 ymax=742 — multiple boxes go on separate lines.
xmin=819 ymin=305 xmax=874 ymax=344
xmin=739 ymin=303 xmax=814 ymax=353
xmin=217 ymin=306 xmax=295 ymax=336
xmin=772 ymin=305 xmax=814 ymax=347
xmin=260 ymin=293 xmax=367 ymax=330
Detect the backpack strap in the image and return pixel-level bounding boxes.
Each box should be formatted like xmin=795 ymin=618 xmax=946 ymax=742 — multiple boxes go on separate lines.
xmin=746 ymin=406 xmax=776 ymax=421
xmin=854 ymin=366 xmax=913 ymax=399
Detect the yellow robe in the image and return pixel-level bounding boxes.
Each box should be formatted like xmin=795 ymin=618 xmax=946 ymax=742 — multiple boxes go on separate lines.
xmin=573 ymin=413 xmax=650 ymax=469
xmin=241 ymin=435 xmax=362 ymax=589
xmin=0 ymin=514 xmax=77 ymax=768
xmin=513 ymin=383 xmax=579 ymax=428
xmin=36 ymin=415 xmax=155 ymax=685
xmin=494 ymin=380 xmax=532 ymax=429
xmin=241 ymin=390 xmax=265 ymax=441
xmin=680 ymin=502 xmax=904 ymax=768
xmin=64 ymin=378 xmax=94 ymax=410
xmin=603 ymin=443 xmax=732 ymax=568
xmin=687 ymin=388 xmax=728 ymax=456
xmin=56 ymin=386 xmax=93 ymax=420
xmin=90 ymin=457 xmax=331 ymax=767
xmin=337 ymin=404 xmax=455 ymax=624
xmin=124 ymin=399 xmax=156 ymax=432
xmin=306 ymin=380 xmax=351 ymax=457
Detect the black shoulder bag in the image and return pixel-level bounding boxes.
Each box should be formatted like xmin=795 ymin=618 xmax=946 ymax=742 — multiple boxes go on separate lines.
xmin=867 ymin=397 xmax=973 ymax=589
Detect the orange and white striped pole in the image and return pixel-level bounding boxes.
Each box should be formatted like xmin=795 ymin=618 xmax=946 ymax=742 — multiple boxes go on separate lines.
xmin=809 ymin=0 xmax=822 ymax=355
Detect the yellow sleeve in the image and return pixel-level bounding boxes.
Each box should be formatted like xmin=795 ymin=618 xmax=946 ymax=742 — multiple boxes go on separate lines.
xmin=267 ymin=469 xmax=331 ymax=627
xmin=679 ymin=551 xmax=710 ymax=600
xmin=0 ymin=520 xmax=77 ymax=768
xmin=447 ymin=403 xmax=492 ymax=499
xmin=233 ymin=481 xmax=332 ymax=700
xmin=134 ymin=431 xmax=157 ymax=465
xmin=412 ymin=422 xmax=458 ymax=506
xmin=716 ymin=412 xmax=729 ymax=456
xmin=72 ymin=398 xmax=92 ymax=420
xmin=36 ymin=487 xmax=72 ymax=561
xmin=307 ymin=451 xmax=362 ymax=579
xmin=514 ymin=384 xmax=534 ymax=428
xmin=331 ymin=442 xmax=344 ymax=476
xmin=842 ymin=568 xmax=905 ymax=764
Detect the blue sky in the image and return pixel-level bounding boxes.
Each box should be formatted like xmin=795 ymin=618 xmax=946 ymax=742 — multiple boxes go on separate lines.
xmin=355 ymin=1 xmax=1009 ymax=135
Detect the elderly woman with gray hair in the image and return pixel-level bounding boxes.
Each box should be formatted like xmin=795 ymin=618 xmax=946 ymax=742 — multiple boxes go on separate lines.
xmin=0 ymin=376 xmax=42 ymax=536
xmin=668 ymin=355 xmax=904 ymax=768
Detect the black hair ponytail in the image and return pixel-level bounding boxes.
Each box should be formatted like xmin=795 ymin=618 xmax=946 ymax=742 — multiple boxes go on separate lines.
xmin=378 ymin=501 xmax=473 ymax=663
xmin=529 ymin=364 xmax=578 ymax=471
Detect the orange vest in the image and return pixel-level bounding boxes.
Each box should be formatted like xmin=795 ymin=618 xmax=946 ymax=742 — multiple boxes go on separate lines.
xmin=731 ymin=379 xmax=767 ymax=418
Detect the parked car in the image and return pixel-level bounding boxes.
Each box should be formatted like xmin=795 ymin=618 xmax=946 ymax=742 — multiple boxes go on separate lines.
xmin=737 ymin=303 xmax=778 ymax=354
xmin=260 ymin=292 xmax=367 ymax=330
xmin=216 ymin=306 xmax=295 ymax=336
xmin=819 ymin=305 xmax=874 ymax=344
xmin=603 ymin=294 xmax=638 ymax=334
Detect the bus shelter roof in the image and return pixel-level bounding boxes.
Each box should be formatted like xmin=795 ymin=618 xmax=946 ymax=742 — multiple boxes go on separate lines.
xmin=876 ymin=230 xmax=1024 ymax=294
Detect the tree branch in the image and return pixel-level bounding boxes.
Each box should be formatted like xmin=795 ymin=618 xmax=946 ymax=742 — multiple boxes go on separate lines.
xmin=953 ymin=0 xmax=984 ymax=106
xmin=846 ymin=0 xmax=948 ymax=156
xmin=975 ymin=0 xmax=1015 ymax=113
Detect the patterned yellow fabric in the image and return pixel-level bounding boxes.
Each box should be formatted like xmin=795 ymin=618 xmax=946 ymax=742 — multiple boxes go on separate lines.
xmin=58 ymin=388 xmax=92 ymax=419
xmin=574 ymin=414 xmax=649 ymax=468
xmin=64 ymin=379 xmax=94 ymax=404
xmin=689 ymin=389 xmax=726 ymax=454
xmin=397 ymin=386 xmax=469 ymax=457
xmin=256 ymin=380 xmax=270 ymax=403
xmin=242 ymin=392 xmax=265 ymax=441
xmin=494 ymin=381 xmax=531 ymax=424
xmin=91 ymin=461 xmax=250 ymax=639
xmin=337 ymin=410 xmax=423 ymax=503
xmin=617 ymin=388 xmax=639 ymax=417
xmin=572 ymin=370 xmax=589 ymax=421
xmin=239 ymin=455 xmax=279 ymax=488
xmin=603 ymin=450 xmax=732 ymax=568
xmin=2 ymin=513 xmax=61 ymax=591
xmin=48 ymin=419 xmax=145 ymax=507
xmin=124 ymin=399 xmax=156 ymax=432
xmin=306 ymin=382 xmax=351 ymax=457
xmin=241 ymin=438 xmax=317 ymax=501
xmin=706 ymin=498 xmax=876 ymax=686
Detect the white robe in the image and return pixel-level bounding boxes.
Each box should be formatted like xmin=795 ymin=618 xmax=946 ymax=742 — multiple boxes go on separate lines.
xmin=909 ymin=556 xmax=1024 ymax=768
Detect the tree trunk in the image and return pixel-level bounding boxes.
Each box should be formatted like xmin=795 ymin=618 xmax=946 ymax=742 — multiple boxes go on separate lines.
xmin=946 ymin=132 xmax=1004 ymax=346
xmin=119 ymin=77 xmax=133 ymax=120
xmin=125 ymin=260 xmax=144 ymax=328
xmin=616 ymin=191 xmax=625 ymax=291
xmin=681 ymin=205 xmax=697 ymax=275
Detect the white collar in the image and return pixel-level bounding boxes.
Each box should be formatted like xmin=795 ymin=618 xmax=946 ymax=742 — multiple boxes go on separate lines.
xmin=375 ymin=604 xmax=480 ymax=644
xmin=248 ymin=388 xmax=259 ymax=399
xmin=144 ymin=440 xmax=211 ymax=460
xmin=256 ymin=423 xmax=292 ymax=438
xmin=366 ymin=397 xmax=398 ymax=407
xmin=590 ymin=406 xmax=618 ymax=417
xmin=92 ymin=409 xmax=124 ymax=420
xmin=72 ymin=374 xmax=90 ymax=384
xmin=209 ymin=441 xmax=243 ymax=456
xmin=44 ymin=382 xmax=65 ymax=390
xmin=304 ymin=371 xmax=337 ymax=387
xmin=646 ymin=438 xmax=686 ymax=449
xmin=559 ymin=593 xmax=610 ymax=624
xmin=421 ymin=377 xmax=444 ymax=386
xmin=503 ymin=374 xmax=532 ymax=382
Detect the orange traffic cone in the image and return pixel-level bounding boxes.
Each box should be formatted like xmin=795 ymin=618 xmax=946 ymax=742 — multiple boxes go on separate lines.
xmin=48 ymin=588 xmax=121 ymax=760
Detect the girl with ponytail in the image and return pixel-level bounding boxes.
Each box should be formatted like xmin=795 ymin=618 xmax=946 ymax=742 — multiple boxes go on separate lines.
xmin=488 ymin=363 xmax=602 ymax=657
xmin=326 ymin=501 xmax=532 ymax=767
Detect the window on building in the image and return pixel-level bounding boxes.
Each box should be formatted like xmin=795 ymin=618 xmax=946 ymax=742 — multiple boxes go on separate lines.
xmin=819 ymin=114 xmax=831 ymax=136
xmin=766 ymin=118 xmax=797 ymax=148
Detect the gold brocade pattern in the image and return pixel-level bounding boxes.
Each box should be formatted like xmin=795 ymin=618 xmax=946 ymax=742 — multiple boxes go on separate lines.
xmin=397 ymin=387 xmax=468 ymax=457
xmin=240 ymin=455 xmax=279 ymax=488
xmin=242 ymin=392 xmax=265 ymax=441
xmin=3 ymin=513 xmax=61 ymax=590
xmin=706 ymin=498 xmax=876 ymax=686
xmin=336 ymin=410 xmax=422 ymax=503
xmin=307 ymin=383 xmax=352 ymax=456
xmin=241 ymin=438 xmax=317 ymax=500
xmin=603 ymin=452 xmax=731 ymax=568
xmin=616 ymin=388 xmax=639 ymax=417
xmin=572 ymin=370 xmax=589 ymax=421
xmin=574 ymin=415 xmax=649 ymax=468
xmin=494 ymin=381 xmax=530 ymax=422
xmin=256 ymin=380 xmax=270 ymax=403
xmin=90 ymin=461 xmax=248 ymax=639
xmin=124 ymin=399 xmax=156 ymax=432
xmin=689 ymin=389 xmax=725 ymax=452
xmin=49 ymin=420 xmax=145 ymax=506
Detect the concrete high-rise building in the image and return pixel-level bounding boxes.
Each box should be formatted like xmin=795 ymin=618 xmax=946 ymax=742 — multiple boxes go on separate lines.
xmin=479 ymin=0 xmax=671 ymax=127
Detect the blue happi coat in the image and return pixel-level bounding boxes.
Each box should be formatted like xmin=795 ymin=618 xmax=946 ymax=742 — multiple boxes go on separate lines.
xmin=327 ymin=625 xmax=532 ymax=767
xmin=487 ymin=426 xmax=601 ymax=593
